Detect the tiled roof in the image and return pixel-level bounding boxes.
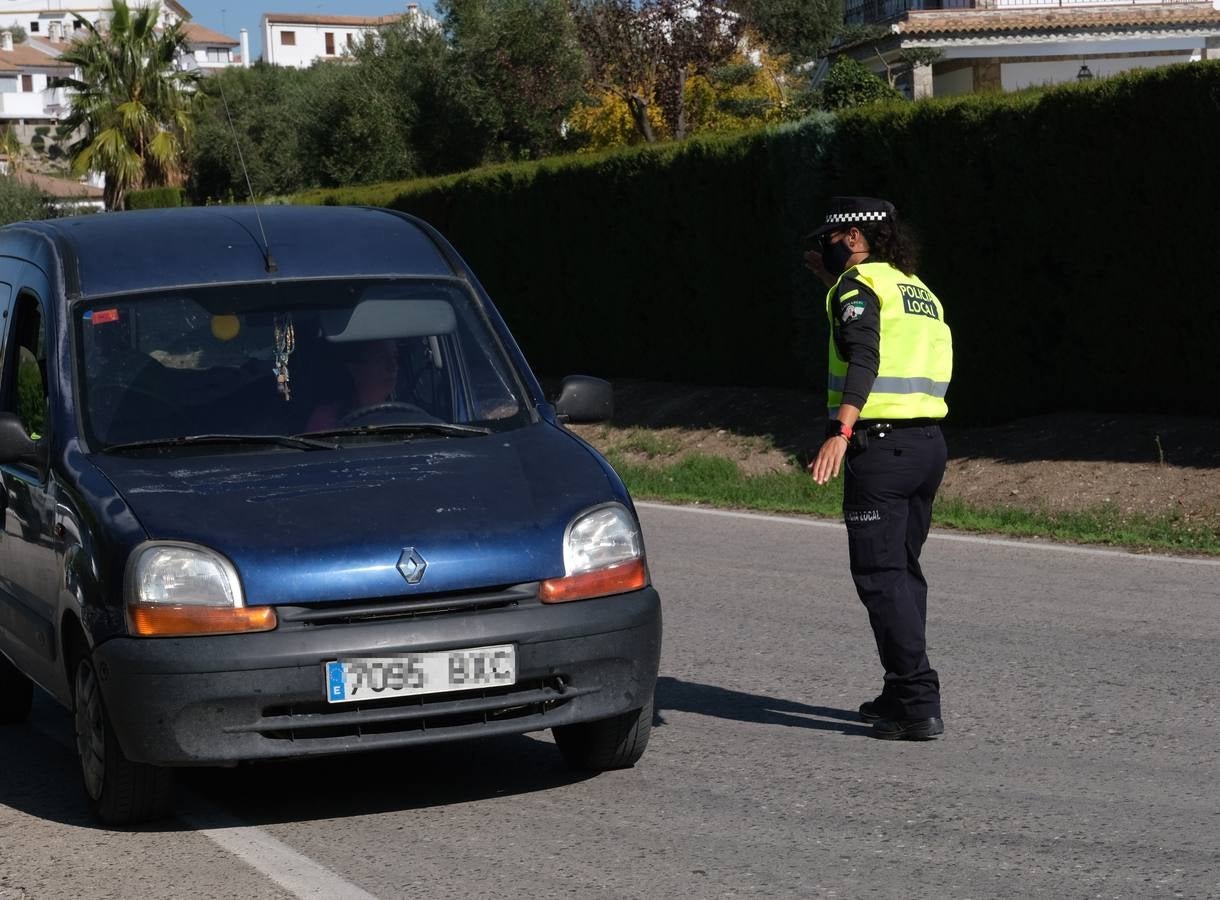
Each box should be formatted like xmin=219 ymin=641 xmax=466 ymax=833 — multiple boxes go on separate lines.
xmin=261 ymin=12 xmax=404 ymax=27
xmin=899 ymin=3 xmax=1220 ymax=35
xmin=0 ymin=42 xmax=72 ymax=72
xmin=181 ymin=22 xmax=239 ymax=46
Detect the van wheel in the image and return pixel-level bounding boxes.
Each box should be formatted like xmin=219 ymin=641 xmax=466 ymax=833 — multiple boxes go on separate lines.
xmin=73 ymin=656 xmax=174 ymax=825
xmin=0 ymin=654 xmax=34 ymax=723
xmin=553 ymin=697 xmax=653 ymax=771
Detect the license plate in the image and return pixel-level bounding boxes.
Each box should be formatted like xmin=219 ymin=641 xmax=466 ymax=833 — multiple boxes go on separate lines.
xmin=324 ymin=644 xmax=516 ymax=704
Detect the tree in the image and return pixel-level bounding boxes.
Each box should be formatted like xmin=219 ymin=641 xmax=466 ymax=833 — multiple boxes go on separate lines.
xmin=686 ymin=41 xmax=809 ymax=133
xmin=726 ymin=0 xmax=838 ymax=62
xmin=571 ymin=0 xmax=665 ymax=143
xmin=443 ymin=0 xmax=588 ymax=159
xmin=189 ymin=64 xmax=313 ymax=201
xmin=565 ymin=88 xmax=664 ymax=151
xmin=297 ymin=60 xmax=419 ymax=187
xmin=55 ymin=0 xmax=200 ymax=210
xmin=342 ymin=19 xmax=486 ymax=176
xmin=572 ymin=0 xmax=742 ymax=143
xmin=873 ymin=46 xmax=943 ymax=90
xmin=819 ymin=54 xmax=902 ymax=110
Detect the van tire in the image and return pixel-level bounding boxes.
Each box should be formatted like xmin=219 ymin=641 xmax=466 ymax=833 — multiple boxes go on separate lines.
xmin=553 ymin=697 xmax=652 ymax=771
xmin=0 ymin=654 xmax=34 ymax=723
xmin=73 ymin=656 xmax=174 ymax=825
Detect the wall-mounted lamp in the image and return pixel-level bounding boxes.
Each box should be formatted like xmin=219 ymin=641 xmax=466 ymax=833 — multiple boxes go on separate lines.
xmin=1076 ymin=63 xmax=1094 ymax=82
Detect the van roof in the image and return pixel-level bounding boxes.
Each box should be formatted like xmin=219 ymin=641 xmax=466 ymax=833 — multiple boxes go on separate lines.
xmin=13 ymin=205 xmax=458 ymax=299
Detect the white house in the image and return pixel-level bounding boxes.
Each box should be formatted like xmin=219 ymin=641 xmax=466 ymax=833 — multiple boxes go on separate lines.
xmin=838 ymin=0 xmax=1220 ymax=98
xmin=0 ymin=0 xmax=189 ymax=40
xmin=181 ymin=21 xmax=241 ymax=71
xmin=0 ymin=31 xmax=72 ymax=136
xmin=261 ymin=4 xmax=435 ymax=68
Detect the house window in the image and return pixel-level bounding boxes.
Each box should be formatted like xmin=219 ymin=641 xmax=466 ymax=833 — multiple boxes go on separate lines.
xmin=280 ymin=30 xmax=296 ymax=46
xmin=29 ymin=21 xmax=39 ymax=32
xmin=205 ymin=47 xmax=230 ymax=63
xmin=346 ymin=33 xmax=354 ymax=49
xmin=21 ymin=75 xmax=32 ymax=92
xmin=324 ymin=32 xmax=335 ymax=55
xmin=0 ymin=77 xmax=17 ymax=94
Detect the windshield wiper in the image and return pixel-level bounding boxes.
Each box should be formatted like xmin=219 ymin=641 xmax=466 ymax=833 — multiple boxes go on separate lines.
xmin=102 ymin=433 xmax=339 ymax=453
xmin=300 ymin=422 xmax=492 ymax=440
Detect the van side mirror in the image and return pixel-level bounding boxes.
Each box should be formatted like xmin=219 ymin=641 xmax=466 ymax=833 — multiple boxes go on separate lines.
xmin=554 ymin=375 xmax=613 ymax=424
xmin=0 ymin=412 xmax=43 ymax=469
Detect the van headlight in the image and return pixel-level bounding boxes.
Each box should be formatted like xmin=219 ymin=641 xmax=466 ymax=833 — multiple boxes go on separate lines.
xmin=125 ymin=542 xmax=276 ymax=636
xmin=540 ymin=504 xmax=649 ymax=603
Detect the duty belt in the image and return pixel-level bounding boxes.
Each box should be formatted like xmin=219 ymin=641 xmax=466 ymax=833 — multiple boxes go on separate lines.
xmin=850 ymin=418 xmax=940 ymax=447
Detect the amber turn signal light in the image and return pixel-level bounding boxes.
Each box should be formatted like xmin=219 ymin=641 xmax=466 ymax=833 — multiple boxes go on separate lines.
xmin=128 ymin=604 xmax=277 ymax=637
xmin=540 ymin=558 xmax=648 ymax=604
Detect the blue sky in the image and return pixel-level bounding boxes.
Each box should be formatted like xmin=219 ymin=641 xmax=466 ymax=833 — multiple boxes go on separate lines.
xmin=179 ymin=1 xmax=434 ymax=60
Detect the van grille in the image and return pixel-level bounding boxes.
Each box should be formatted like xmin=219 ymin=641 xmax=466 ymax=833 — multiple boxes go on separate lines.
xmin=274 ymin=583 xmax=536 ymax=629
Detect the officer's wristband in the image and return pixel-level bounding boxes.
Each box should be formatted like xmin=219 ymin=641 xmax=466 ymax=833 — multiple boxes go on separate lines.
xmin=825 ymin=419 xmax=853 ymax=441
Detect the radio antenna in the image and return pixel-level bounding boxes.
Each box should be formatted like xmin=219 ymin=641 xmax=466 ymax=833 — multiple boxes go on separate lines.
xmin=217 ymin=77 xmax=277 ymax=273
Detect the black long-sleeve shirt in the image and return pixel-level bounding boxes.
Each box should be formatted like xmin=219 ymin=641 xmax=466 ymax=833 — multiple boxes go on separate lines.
xmin=830 ymin=275 xmax=880 ymax=410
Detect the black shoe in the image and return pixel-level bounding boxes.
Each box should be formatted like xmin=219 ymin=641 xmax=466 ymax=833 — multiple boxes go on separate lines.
xmin=858 ymin=700 xmax=887 ymax=723
xmin=871 ymin=716 xmax=944 ymax=741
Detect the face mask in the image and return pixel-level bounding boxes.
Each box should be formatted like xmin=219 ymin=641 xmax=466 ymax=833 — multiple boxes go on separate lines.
xmin=821 ymin=236 xmax=855 ymax=277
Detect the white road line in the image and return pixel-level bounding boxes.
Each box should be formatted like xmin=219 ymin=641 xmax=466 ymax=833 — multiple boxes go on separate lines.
xmin=635 ymin=500 xmax=1220 ymax=568
xmin=33 ymin=722 xmax=378 ymax=900
xmin=179 ymin=803 xmax=380 ymax=900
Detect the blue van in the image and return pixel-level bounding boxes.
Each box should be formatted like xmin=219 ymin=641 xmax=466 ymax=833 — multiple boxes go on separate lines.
xmin=0 ymin=206 xmax=661 ymax=824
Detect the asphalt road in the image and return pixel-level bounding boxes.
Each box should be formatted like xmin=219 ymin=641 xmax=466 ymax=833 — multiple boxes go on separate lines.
xmin=3 ymin=502 xmax=1219 ymax=899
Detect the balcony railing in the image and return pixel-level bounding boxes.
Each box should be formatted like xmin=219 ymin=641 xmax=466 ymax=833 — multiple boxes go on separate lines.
xmin=845 ymin=0 xmax=1212 ymax=25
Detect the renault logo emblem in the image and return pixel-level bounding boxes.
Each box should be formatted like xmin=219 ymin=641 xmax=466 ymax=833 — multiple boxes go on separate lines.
xmin=397 ymin=548 xmax=427 ymax=584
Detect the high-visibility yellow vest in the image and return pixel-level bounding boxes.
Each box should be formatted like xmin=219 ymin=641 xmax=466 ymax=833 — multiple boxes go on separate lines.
xmin=826 ymin=261 xmax=953 ymax=419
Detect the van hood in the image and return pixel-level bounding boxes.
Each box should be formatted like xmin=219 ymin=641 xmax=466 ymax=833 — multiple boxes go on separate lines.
xmin=89 ymin=423 xmax=617 ymax=606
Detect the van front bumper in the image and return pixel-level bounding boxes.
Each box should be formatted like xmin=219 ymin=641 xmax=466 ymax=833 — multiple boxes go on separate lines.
xmin=92 ymin=586 xmax=661 ymax=766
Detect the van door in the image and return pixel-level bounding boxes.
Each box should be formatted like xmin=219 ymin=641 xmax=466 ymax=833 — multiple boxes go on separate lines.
xmin=0 ymin=282 xmax=60 ymax=690
xmin=0 ymin=277 xmax=17 ymax=671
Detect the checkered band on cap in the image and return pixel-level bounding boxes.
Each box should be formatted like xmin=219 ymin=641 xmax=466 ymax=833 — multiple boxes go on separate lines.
xmin=824 ymin=210 xmax=888 ymax=225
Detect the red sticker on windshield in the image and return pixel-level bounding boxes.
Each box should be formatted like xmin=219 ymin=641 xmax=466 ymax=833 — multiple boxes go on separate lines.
xmin=92 ymin=308 xmax=119 ymax=325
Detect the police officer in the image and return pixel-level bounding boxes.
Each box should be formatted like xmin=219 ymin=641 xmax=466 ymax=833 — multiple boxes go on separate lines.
xmin=804 ymin=196 xmax=953 ymax=741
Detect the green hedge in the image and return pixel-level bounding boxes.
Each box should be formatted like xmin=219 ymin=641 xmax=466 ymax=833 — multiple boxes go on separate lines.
xmin=296 ymin=119 xmax=837 ymax=391
xmin=126 ymin=186 xmax=185 ymax=210
xmin=293 ymin=62 xmax=1220 ymax=422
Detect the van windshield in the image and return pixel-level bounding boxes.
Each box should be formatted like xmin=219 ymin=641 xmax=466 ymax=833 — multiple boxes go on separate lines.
xmin=75 ymin=278 xmax=532 ymax=450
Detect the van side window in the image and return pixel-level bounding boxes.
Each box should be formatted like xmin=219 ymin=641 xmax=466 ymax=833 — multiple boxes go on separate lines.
xmin=2 ymin=293 xmax=48 ymax=439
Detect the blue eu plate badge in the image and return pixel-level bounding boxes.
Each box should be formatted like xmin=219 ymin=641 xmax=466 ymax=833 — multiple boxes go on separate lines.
xmin=326 ymin=661 xmax=346 ymax=702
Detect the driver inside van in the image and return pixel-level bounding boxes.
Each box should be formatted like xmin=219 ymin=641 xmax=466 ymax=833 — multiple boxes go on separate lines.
xmin=305 ymin=338 xmax=399 ymax=432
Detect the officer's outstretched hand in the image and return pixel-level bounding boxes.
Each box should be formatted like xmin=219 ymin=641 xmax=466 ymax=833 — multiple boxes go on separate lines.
xmin=802 ymin=249 xmax=835 ymax=289
xmin=809 ymin=436 xmax=848 ymax=485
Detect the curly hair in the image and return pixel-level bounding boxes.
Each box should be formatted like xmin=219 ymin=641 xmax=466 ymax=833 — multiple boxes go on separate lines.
xmin=857 ymin=219 xmax=921 ymax=276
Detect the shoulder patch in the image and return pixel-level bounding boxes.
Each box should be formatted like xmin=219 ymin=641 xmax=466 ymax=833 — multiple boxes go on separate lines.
xmin=841 ymin=300 xmax=866 ymax=324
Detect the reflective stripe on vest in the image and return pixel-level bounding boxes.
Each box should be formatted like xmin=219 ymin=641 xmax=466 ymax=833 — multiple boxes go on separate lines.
xmin=826 ymin=374 xmax=950 ymax=398
xmin=826 ymin=261 xmax=953 ymax=420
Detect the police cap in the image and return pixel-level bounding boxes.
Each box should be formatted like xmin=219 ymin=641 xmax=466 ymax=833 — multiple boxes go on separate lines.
xmin=806 ymin=196 xmax=897 ymax=241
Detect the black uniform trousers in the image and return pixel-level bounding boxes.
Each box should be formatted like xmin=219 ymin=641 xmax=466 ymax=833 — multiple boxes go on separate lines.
xmin=843 ymin=423 xmax=947 ymax=720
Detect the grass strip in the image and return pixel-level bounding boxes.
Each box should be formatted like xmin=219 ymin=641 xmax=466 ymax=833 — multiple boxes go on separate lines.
xmin=608 ymin=452 xmax=1220 ymax=556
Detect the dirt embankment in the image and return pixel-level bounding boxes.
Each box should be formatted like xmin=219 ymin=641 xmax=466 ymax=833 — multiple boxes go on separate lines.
xmin=565 ymin=380 xmax=1220 ymax=527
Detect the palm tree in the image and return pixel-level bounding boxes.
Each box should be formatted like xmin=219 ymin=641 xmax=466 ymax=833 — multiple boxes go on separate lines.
xmin=55 ymin=1 xmax=200 ymax=210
